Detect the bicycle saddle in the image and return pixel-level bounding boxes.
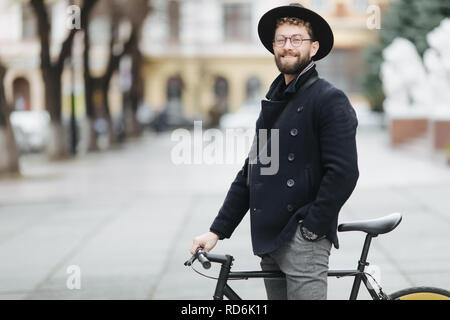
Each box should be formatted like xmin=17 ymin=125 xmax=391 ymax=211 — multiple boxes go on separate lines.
xmin=338 ymin=213 xmax=402 ymax=236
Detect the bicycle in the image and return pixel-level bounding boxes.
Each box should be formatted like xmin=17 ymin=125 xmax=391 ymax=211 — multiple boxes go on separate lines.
xmin=185 ymin=213 xmax=450 ymax=300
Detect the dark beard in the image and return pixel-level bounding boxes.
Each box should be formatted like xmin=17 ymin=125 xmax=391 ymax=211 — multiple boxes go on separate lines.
xmin=274 ymin=54 xmax=310 ymax=75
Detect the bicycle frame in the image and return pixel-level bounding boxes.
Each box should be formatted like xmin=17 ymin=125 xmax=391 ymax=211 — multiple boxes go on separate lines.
xmin=210 ymin=234 xmax=387 ymax=300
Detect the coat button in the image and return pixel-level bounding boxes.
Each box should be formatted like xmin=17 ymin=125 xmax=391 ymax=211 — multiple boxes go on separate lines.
xmin=290 ymin=128 xmax=299 ymax=137
xmin=288 ymin=153 xmax=295 ymax=162
xmin=287 ymin=204 xmax=294 ymax=212
xmin=287 ymin=179 xmax=295 ymax=188
xmin=297 ymin=106 xmax=304 ymax=113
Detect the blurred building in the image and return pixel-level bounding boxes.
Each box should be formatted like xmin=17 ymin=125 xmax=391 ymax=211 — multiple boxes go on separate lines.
xmin=0 ymin=1 xmax=46 ymax=112
xmin=141 ymin=0 xmax=389 ymax=121
xmin=0 ymin=0 xmax=389 ymax=122
xmin=0 ymin=0 xmax=123 ymax=118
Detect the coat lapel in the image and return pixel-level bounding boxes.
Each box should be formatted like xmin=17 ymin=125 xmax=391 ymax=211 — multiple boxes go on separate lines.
xmin=260 ymin=99 xmax=287 ymax=130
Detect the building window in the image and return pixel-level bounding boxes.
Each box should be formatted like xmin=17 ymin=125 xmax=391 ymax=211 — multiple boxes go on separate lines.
xmin=208 ymin=76 xmax=229 ymax=126
xmin=168 ymin=0 xmax=180 ymax=42
xmin=167 ymin=75 xmax=184 ymax=102
xmin=13 ymin=77 xmax=31 ymax=111
xmin=223 ymin=3 xmax=252 ymax=42
xmin=245 ymin=76 xmax=261 ymax=105
xmin=22 ymin=4 xmax=37 ymax=40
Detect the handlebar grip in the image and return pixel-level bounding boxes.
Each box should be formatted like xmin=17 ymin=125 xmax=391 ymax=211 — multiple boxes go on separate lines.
xmin=197 ymin=252 xmax=211 ymax=269
xmin=196 ymin=248 xmax=211 ymax=269
xmin=184 ymin=247 xmax=212 ymax=269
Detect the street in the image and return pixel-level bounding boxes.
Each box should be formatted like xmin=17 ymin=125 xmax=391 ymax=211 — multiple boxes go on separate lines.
xmin=0 ymin=126 xmax=449 ymax=300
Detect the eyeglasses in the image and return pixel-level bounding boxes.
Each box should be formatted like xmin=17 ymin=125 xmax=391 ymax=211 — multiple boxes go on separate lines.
xmin=273 ymin=34 xmax=314 ymax=48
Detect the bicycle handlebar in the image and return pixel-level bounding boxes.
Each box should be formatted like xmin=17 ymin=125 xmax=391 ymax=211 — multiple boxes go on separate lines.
xmin=184 ymin=247 xmax=231 ymax=270
xmin=184 ymin=247 xmax=211 ymax=269
xmin=197 ymin=250 xmax=212 ymax=269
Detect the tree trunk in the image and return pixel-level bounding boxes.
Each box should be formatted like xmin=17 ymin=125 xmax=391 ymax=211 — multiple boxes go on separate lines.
xmin=47 ymin=121 xmax=69 ymax=160
xmin=84 ymin=26 xmax=138 ymax=150
xmin=44 ymin=68 xmax=69 ymax=159
xmin=102 ymin=76 xmax=118 ymax=146
xmin=126 ymin=45 xmax=143 ymax=138
xmin=0 ymin=65 xmax=20 ymax=175
xmin=31 ymin=0 xmax=98 ymax=159
xmin=83 ymin=28 xmax=98 ymax=152
xmin=82 ymin=0 xmax=149 ymax=148
xmin=0 ymin=121 xmax=20 ymax=175
xmin=124 ymin=103 xmax=142 ymax=138
xmin=83 ymin=74 xmax=98 ymax=152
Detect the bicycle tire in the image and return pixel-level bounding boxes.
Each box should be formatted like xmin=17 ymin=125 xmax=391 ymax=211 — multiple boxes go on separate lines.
xmin=389 ymin=286 xmax=450 ymax=300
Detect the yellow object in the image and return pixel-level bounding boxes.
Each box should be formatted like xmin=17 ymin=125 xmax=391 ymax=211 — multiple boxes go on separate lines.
xmin=396 ymin=292 xmax=450 ymax=300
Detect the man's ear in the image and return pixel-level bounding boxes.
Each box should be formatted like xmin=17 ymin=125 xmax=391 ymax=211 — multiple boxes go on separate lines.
xmin=310 ymin=41 xmax=320 ymax=59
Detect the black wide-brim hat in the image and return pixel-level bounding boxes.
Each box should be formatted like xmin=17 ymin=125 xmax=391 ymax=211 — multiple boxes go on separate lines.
xmin=258 ymin=3 xmax=334 ymax=61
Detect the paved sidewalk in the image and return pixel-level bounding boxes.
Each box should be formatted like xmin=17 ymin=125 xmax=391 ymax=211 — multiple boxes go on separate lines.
xmin=0 ymin=127 xmax=449 ymax=300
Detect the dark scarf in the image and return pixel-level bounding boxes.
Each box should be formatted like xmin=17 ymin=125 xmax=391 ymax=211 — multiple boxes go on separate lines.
xmin=262 ymin=61 xmax=318 ymax=130
xmin=266 ymin=61 xmax=317 ymax=102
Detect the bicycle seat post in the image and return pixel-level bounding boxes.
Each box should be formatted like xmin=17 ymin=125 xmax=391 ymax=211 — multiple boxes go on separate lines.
xmin=349 ymin=233 xmax=374 ymax=300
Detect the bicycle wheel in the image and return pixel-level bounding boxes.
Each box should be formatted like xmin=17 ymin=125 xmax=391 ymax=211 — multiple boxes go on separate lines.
xmin=389 ymin=287 xmax=450 ymax=300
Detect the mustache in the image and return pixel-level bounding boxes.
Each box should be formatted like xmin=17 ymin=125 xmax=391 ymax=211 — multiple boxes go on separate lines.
xmin=278 ymin=51 xmax=299 ymax=57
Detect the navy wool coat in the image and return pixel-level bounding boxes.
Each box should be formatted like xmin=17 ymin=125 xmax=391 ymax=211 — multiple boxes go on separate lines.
xmin=210 ymin=68 xmax=359 ymax=256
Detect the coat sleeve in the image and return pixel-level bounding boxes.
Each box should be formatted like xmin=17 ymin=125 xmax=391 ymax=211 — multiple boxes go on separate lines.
xmin=210 ymin=157 xmax=250 ymax=239
xmin=301 ymin=88 xmax=359 ymax=237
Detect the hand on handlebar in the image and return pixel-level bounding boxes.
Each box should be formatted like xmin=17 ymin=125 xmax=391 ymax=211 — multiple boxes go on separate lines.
xmin=190 ymin=232 xmax=219 ymax=255
xmin=184 ymin=246 xmax=230 ymax=270
xmin=184 ymin=246 xmax=211 ymax=269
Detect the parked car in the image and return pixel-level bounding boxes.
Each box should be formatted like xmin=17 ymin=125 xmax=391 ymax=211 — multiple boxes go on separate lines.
xmin=136 ymin=102 xmax=157 ymax=128
xmin=150 ymin=100 xmax=194 ymax=132
xmin=9 ymin=110 xmax=50 ymax=153
xmin=219 ymin=102 xmax=260 ymax=130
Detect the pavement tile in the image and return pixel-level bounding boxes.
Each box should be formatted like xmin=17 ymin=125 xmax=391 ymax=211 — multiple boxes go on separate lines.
xmin=0 ymin=128 xmax=449 ymax=300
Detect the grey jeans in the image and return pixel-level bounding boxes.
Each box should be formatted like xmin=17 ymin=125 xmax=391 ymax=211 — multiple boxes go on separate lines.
xmin=260 ymin=223 xmax=332 ymax=300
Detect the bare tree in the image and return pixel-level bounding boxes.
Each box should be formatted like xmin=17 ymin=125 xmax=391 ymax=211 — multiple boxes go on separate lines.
xmin=83 ymin=0 xmax=149 ymax=150
xmin=125 ymin=36 xmax=144 ymax=138
xmin=0 ymin=63 xmax=20 ymax=175
xmin=120 ymin=0 xmax=150 ymax=138
xmin=30 ymin=0 xmax=98 ymax=159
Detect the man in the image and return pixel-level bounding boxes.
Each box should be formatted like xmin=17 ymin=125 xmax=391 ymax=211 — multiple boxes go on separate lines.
xmin=190 ymin=3 xmax=359 ymax=300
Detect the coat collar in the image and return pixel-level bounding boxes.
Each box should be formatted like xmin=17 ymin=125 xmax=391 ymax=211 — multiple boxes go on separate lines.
xmin=265 ymin=61 xmax=317 ymax=101
xmin=260 ymin=62 xmax=318 ymax=130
